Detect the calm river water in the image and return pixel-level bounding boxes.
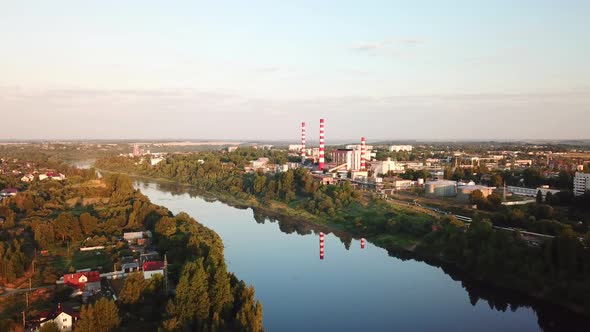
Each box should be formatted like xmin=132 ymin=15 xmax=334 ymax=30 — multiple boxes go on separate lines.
xmin=135 ymin=180 xmax=589 ymax=332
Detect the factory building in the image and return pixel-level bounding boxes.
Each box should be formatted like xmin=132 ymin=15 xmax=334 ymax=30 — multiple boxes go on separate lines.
xmin=456 ymin=185 xmax=495 ymax=203
xmin=425 ymin=180 xmax=457 ymax=197
xmin=507 ymin=186 xmax=561 ymax=198
xmin=330 ymin=149 xmax=365 ymax=171
xmin=370 ymin=158 xmax=405 ymax=175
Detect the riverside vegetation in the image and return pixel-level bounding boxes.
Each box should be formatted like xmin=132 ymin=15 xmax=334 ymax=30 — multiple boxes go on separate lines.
xmin=0 ymin=157 xmax=263 ymax=331
xmin=96 ymin=150 xmax=590 ymax=315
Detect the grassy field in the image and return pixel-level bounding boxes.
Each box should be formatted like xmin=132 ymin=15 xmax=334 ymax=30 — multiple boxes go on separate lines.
xmin=70 ymin=250 xmax=113 ymax=272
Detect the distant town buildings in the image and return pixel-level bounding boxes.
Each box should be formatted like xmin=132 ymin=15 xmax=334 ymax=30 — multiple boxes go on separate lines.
xmin=389 ymin=145 xmax=413 ymax=152
xmin=574 ymin=172 xmax=590 ymax=196
xmin=251 ymin=158 xmax=270 ymax=169
xmin=150 ymin=157 xmax=165 ymax=166
xmin=39 ymin=172 xmax=66 ymax=181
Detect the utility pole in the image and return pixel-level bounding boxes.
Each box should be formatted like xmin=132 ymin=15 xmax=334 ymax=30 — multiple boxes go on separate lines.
xmin=22 ymin=311 xmax=25 ymax=327
xmin=25 ymin=292 xmax=29 ymax=308
xmin=164 ymin=253 xmax=169 ymax=294
xmin=32 ymin=249 xmax=36 ymax=274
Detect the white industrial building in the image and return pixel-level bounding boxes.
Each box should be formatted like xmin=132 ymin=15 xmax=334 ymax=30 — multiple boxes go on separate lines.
xmin=574 ymin=172 xmax=590 ymax=196
xmin=330 ymin=149 xmax=374 ymax=171
xmin=346 ymin=144 xmax=374 ymax=151
xmin=425 ymin=180 xmax=457 ymax=197
xmin=389 ymin=145 xmax=413 ymax=152
xmin=456 ymin=185 xmax=495 ymax=203
xmin=507 ymin=186 xmax=561 ymax=198
xmin=370 ymin=158 xmax=405 ymax=175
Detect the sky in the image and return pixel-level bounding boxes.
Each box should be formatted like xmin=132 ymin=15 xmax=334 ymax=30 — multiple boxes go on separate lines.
xmin=0 ymin=0 xmax=589 ymax=141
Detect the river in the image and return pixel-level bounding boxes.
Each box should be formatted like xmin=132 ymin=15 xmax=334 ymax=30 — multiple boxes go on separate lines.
xmin=135 ymin=180 xmax=589 ymax=332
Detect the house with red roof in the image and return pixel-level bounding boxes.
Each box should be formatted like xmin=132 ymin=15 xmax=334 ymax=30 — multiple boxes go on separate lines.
xmin=143 ymin=261 xmax=165 ymax=279
xmin=63 ymin=271 xmax=101 ymax=293
xmin=0 ymin=188 xmax=18 ymax=197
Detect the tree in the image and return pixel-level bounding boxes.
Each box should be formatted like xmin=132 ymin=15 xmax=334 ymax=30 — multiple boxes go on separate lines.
xmin=490 ymin=174 xmax=503 ymax=187
xmin=536 ymin=190 xmax=543 ymax=204
xmin=235 ymin=286 xmax=263 ymax=332
xmin=488 ymin=193 xmax=502 ymax=207
xmin=80 ymin=213 xmax=99 ymax=235
xmin=208 ymin=263 xmax=234 ymax=315
xmin=39 ymin=322 xmax=60 ymax=332
xmin=76 ymin=298 xmax=121 ymax=332
xmin=155 ymin=216 xmax=177 ymax=237
xmin=119 ymin=272 xmax=147 ymax=304
xmin=469 ymin=190 xmax=484 ymax=205
xmin=54 ymin=213 xmax=81 ymax=242
xmin=167 ymin=259 xmax=210 ymax=326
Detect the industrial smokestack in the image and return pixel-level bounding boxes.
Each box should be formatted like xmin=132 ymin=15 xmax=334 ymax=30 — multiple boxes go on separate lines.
xmin=360 ymin=137 xmax=366 ymax=170
xmin=319 ymin=118 xmax=325 ymax=171
xmin=301 ymin=122 xmax=306 ymax=163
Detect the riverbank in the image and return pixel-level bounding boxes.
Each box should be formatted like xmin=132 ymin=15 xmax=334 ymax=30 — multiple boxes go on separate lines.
xmin=100 ymin=167 xmax=590 ymax=318
xmin=100 ymin=168 xmax=430 ymax=253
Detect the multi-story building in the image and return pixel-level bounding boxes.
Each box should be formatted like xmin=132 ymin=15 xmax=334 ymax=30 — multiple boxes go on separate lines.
xmin=574 ymin=172 xmax=590 ymax=196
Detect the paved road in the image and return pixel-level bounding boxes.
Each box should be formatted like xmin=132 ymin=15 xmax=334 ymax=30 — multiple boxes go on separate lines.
xmin=0 ymin=285 xmax=55 ymax=298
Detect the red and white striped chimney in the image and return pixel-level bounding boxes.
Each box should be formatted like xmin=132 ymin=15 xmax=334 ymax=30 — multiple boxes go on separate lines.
xmin=319 ymin=119 xmax=325 ymax=171
xmin=301 ymin=122 xmax=306 ymax=162
xmin=360 ymin=137 xmax=366 ymax=170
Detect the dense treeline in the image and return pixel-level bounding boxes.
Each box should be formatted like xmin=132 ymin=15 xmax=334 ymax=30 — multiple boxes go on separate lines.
xmin=418 ymin=216 xmax=590 ymax=314
xmin=96 ymin=153 xmax=433 ymax=238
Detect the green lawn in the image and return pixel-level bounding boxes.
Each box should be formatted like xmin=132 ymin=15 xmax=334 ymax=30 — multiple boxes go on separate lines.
xmin=70 ymin=250 xmax=113 ymax=272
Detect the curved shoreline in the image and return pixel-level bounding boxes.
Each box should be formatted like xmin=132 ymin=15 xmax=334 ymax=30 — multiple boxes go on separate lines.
xmin=106 ymin=169 xmax=589 ymax=319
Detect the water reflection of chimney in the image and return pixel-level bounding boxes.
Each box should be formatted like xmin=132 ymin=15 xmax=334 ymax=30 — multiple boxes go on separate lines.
xmin=319 ymin=232 xmax=325 ymax=260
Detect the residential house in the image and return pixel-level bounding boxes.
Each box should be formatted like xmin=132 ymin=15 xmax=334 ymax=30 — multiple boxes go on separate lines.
xmin=123 ymin=231 xmax=144 ymax=244
xmin=37 ymin=303 xmax=79 ymax=332
xmin=143 ymin=261 xmax=165 ymax=279
xmin=63 ymin=271 xmax=101 ymax=293
xmin=21 ymin=174 xmax=35 ymax=182
xmin=0 ymin=188 xmax=18 ymax=197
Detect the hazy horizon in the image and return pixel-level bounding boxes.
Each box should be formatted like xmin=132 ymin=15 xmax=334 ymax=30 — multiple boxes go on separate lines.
xmin=1 ymin=1 xmax=589 ymax=140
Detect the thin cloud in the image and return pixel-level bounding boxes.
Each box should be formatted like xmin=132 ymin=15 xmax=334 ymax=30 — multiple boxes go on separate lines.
xmin=350 ymin=41 xmax=391 ymax=52
xmin=349 ymin=38 xmax=423 ymax=55
xmin=253 ymin=66 xmax=281 ymax=73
